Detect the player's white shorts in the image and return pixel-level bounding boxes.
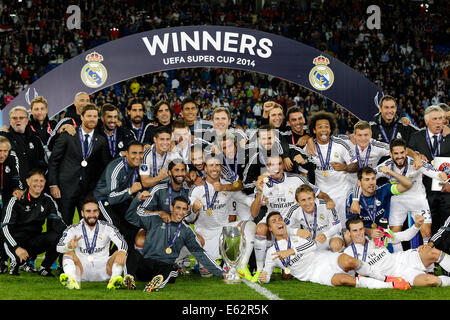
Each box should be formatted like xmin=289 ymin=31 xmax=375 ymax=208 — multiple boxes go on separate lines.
xmin=389 ymin=249 xmax=426 ymax=284
xmin=196 ymin=222 xmax=241 ymax=260
xmin=389 ymin=196 xmax=432 ymax=226
xmin=78 ymin=254 xmax=110 ymax=282
xmin=293 ymin=251 xmax=345 ymax=286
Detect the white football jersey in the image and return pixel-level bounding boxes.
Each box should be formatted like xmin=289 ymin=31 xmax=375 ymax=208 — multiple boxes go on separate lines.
xmin=189 ymin=179 xmax=253 ymax=232
xmin=285 ymin=199 xmax=341 ymax=239
xmin=306 ymin=137 xmax=356 ymax=199
xmin=375 ymin=156 xmax=442 ymax=198
xmin=57 ymin=220 xmax=127 ymax=260
xmin=259 ymin=172 xmax=320 ymax=220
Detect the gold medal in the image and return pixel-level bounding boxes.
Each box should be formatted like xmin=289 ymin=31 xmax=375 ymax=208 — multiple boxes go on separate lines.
xmin=371 ymin=222 xmax=377 ymax=229
xmin=233 ymin=181 xmax=239 ymax=188
xmin=284 ymin=268 xmax=291 ymax=275
xmin=206 ymin=208 xmax=213 ymax=215
xmin=166 ymin=247 xmax=172 ymax=254
xmin=322 ymin=171 xmax=328 ymax=177
xmin=81 ymin=160 xmax=88 ymax=167
xmin=263 ymin=177 xmax=269 ymax=183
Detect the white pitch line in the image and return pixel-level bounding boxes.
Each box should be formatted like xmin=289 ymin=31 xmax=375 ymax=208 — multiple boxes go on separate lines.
xmin=242 ymin=279 xmax=283 ymax=300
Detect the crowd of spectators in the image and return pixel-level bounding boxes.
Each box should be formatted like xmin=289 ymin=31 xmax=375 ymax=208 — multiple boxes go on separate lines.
xmin=0 ymin=0 xmax=448 ymax=132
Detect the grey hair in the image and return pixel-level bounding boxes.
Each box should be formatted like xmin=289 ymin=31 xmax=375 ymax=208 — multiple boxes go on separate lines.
xmin=424 ymin=105 xmax=445 ymax=121
xmin=9 ymin=106 xmax=29 ymax=118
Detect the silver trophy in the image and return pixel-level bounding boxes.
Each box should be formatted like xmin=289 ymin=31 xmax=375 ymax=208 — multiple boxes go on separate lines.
xmin=220 ymin=226 xmax=246 ymax=284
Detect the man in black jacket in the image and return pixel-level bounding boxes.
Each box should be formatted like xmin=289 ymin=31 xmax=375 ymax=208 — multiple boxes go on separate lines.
xmin=1 ymin=169 xmax=66 ymax=276
xmin=48 ymin=104 xmax=110 ymax=226
xmin=0 ymin=106 xmax=46 ymax=184
xmin=98 ymin=103 xmax=135 ymax=159
xmin=408 ymin=105 xmax=450 ymax=238
xmin=28 ymin=96 xmax=57 ymax=148
xmin=370 ymin=95 xmax=418 ymax=145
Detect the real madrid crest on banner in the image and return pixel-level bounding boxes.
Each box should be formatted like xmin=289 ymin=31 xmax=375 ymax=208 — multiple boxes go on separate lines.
xmin=81 ymin=51 xmax=108 ymax=88
xmin=309 ymin=55 xmax=334 ymax=91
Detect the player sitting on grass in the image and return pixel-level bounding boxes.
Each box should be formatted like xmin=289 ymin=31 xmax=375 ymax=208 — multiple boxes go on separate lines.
xmin=258 ymin=211 xmax=411 ymax=290
xmin=344 ymin=216 xmax=450 ymax=287
xmin=56 ymin=198 xmax=128 ymax=290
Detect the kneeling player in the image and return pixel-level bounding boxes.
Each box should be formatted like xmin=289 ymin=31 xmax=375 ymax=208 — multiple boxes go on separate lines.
xmin=57 ymin=198 xmax=128 ymax=290
xmin=344 ymin=216 xmax=450 ymax=287
xmin=258 ymin=212 xmax=410 ymax=290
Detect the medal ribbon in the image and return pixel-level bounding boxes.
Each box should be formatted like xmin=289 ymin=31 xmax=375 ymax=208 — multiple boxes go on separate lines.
xmin=355 ymin=144 xmax=371 ymax=168
xmin=223 ymin=151 xmax=238 ymax=182
xmin=204 ymin=181 xmax=219 ymax=211
xmin=81 ymin=222 xmax=99 ymax=255
xmin=152 ymin=147 xmax=168 ymax=177
xmin=360 ymin=194 xmax=377 ymax=225
xmin=379 ymin=123 xmax=398 ymax=143
xmin=105 ymin=128 xmax=117 ymax=157
xmin=274 ymin=237 xmax=291 ymax=268
xmin=314 ymin=138 xmax=332 ymax=171
xmin=301 ymin=204 xmax=318 ymax=239
xmin=123 ymin=158 xmax=138 ymax=187
xmin=351 ymin=241 xmax=368 ymax=262
xmin=167 ymin=222 xmax=182 ymax=250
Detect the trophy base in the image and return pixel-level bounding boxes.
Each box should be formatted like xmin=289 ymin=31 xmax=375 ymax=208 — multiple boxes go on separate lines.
xmin=223 ymin=270 xmax=241 ymax=284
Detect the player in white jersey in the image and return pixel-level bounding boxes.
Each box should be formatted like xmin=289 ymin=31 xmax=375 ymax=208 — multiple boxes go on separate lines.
xmin=251 ymin=154 xmax=334 ymax=281
xmin=338 ymin=121 xmax=390 ymax=185
xmin=258 ymin=212 xmax=411 ymax=289
xmin=375 ymin=138 xmax=447 ymax=251
xmin=139 ymin=126 xmax=179 ymax=188
xmin=344 ymin=216 xmax=450 ymax=287
xmin=285 ymin=184 xmax=343 ymax=252
xmin=57 ymin=198 xmax=128 ymax=290
xmin=304 ymin=112 xmax=359 ymax=226
xmin=189 ymin=155 xmax=256 ymax=281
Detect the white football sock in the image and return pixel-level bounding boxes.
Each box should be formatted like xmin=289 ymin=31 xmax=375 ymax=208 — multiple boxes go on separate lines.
xmin=355 ymin=261 xmax=385 ymax=281
xmin=237 ymin=221 xmax=256 ymax=270
xmin=356 ymin=277 xmax=392 ymax=289
xmin=438 ymin=276 xmax=450 ymax=287
xmin=63 ymin=255 xmax=80 ymax=283
xmin=438 ymin=252 xmax=450 ymax=273
xmin=254 ymin=235 xmax=267 ymax=271
xmin=111 ymin=263 xmax=123 ymax=278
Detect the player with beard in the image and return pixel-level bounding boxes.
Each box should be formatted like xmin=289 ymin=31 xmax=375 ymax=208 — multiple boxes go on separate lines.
xmin=251 ymin=154 xmax=334 ymax=281
xmin=186 ymin=145 xmax=206 ymax=187
xmin=124 ymin=97 xmax=153 ymax=147
xmin=124 ymin=196 xmax=227 ymax=292
xmin=374 ymin=139 xmax=446 ymax=251
xmin=93 ymin=141 xmax=144 ymax=248
xmin=99 ymin=104 xmax=134 ymax=159
xmin=27 ymin=96 xmax=57 ymax=150
xmin=152 ymin=100 xmax=174 ymax=128
xmin=344 ymin=216 xmax=450 ymax=288
xmin=258 ymin=212 xmax=411 ymax=290
xmin=57 ymin=198 xmax=127 ymax=290
xmin=189 ymin=156 xmax=256 ymax=280
xmin=47 ymin=92 xmax=90 ymax=151
xmin=128 ymin=159 xmax=193 ymax=271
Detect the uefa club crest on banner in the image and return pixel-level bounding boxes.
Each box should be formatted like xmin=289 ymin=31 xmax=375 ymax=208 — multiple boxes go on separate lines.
xmin=309 ymin=55 xmax=334 ymax=91
xmin=80 ymin=51 xmax=108 ymax=88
